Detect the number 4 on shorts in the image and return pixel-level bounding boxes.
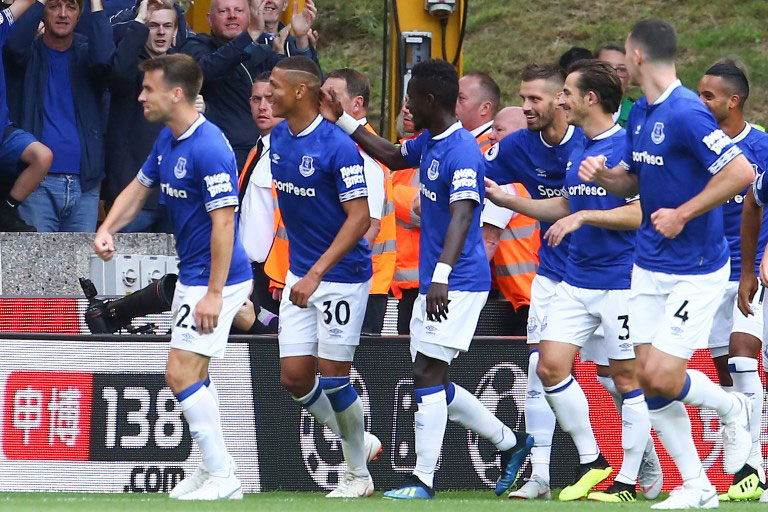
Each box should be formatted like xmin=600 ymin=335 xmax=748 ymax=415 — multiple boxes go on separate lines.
xmin=674 ymin=300 xmax=690 ymax=324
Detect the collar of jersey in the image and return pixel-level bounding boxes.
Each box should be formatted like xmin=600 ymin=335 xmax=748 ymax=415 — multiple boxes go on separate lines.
xmin=432 ymin=121 xmax=463 ymax=141
xmin=731 ymin=122 xmax=751 ymax=144
xmin=358 ymin=116 xmax=368 ymax=126
xmin=468 ymin=120 xmax=493 ymax=138
xmin=259 ymin=133 xmax=271 ymax=151
xmin=290 ymin=114 xmax=323 ymax=137
xmin=652 ymin=79 xmax=682 ymax=105
xmin=540 ymin=124 xmax=575 ymax=148
xmin=592 ymin=123 xmax=621 ymax=141
xmin=175 ymin=114 xmax=206 ymax=142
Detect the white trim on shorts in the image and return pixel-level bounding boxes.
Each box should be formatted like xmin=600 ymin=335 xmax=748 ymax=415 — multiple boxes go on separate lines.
xmin=169 ymin=279 xmax=252 ymax=358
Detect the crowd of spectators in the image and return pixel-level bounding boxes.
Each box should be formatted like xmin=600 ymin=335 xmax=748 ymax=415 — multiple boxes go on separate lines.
xmin=0 ymin=0 xmax=645 ymax=334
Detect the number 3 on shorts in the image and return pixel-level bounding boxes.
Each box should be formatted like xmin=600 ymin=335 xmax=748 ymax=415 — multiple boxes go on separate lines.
xmin=322 ymin=300 xmax=351 ymax=325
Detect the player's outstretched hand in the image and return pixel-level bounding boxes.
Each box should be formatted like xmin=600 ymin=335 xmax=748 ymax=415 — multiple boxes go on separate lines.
xmin=484 ymin=178 xmax=508 ymax=206
xmin=579 ymin=155 xmax=608 ymax=183
xmin=650 ymin=208 xmax=684 ymax=238
xmin=93 ymin=230 xmax=115 ymax=261
xmin=426 ymin=282 xmax=449 ymax=322
xmin=195 ymin=291 xmax=222 ymax=335
xmin=319 ymin=88 xmax=344 ymax=123
xmin=738 ymin=272 xmax=758 ymax=316
xmin=544 ymin=212 xmax=584 ymax=247
xmin=290 ymin=274 xmax=320 ymax=308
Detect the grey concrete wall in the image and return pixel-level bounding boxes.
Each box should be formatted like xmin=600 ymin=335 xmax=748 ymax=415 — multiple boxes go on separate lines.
xmin=0 ymin=233 xmax=175 ymax=296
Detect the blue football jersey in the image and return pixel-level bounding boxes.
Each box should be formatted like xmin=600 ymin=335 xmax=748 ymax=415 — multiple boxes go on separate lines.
xmin=621 ymin=80 xmax=740 ymax=275
xmin=483 ymin=125 xmax=586 ymax=282
xmin=270 ymin=115 xmax=372 ymax=283
xmin=562 ymin=124 xmax=635 ymax=290
xmin=401 ymin=122 xmax=490 ymax=294
xmin=137 ymin=116 xmax=251 ymax=287
xmin=724 ymin=124 xmax=768 ymax=280
xmin=0 ymin=9 xmax=14 ymax=129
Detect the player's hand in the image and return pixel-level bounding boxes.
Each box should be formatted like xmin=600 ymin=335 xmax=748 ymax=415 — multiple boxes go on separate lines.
xmin=484 ymin=177 xmax=509 ymax=206
xmin=738 ymin=272 xmax=758 ymax=317
xmin=319 ymin=87 xmax=344 ymax=123
xmin=290 ymin=274 xmax=320 ymax=308
xmin=271 ymin=286 xmax=284 ymax=302
xmin=194 ymin=291 xmax=222 ymax=335
xmin=93 ymin=230 xmax=115 ymax=261
xmin=579 ymin=155 xmax=608 ymax=183
xmin=650 ymin=208 xmax=685 ymax=238
xmin=194 ymin=94 xmax=205 ymax=114
xmin=426 ymin=282 xmax=449 ymax=322
xmin=544 ymin=212 xmax=584 ymax=247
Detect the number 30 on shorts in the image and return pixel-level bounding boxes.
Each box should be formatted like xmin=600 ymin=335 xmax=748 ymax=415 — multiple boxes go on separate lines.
xmin=322 ymin=300 xmax=350 ymax=325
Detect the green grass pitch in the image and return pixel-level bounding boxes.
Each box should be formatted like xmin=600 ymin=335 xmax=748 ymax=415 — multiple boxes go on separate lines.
xmin=1 ymin=492 xmax=766 ymax=512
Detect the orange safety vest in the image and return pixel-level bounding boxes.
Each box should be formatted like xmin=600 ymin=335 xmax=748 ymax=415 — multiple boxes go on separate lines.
xmin=476 ymin=130 xmax=494 ymax=154
xmin=390 ymin=135 xmax=421 ymax=298
xmin=362 ymin=123 xmax=396 ymax=295
xmin=263 ymin=183 xmax=289 ymax=288
xmin=492 ymin=183 xmax=540 ymax=309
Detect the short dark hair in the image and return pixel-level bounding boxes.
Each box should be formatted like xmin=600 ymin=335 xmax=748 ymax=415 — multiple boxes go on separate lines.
xmin=566 ymin=59 xmax=623 ymax=115
xmin=326 ymin=68 xmax=371 ymax=109
xmin=705 ymin=61 xmax=750 ymax=108
xmin=140 ymin=54 xmax=202 ymax=103
xmin=273 ymin=56 xmax=323 ymax=80
xmin=521 ymin=63 xmax=566 ymax=85
xmin=254 ymin=71 xmax=272 ymax=83
xmin=558 ymin=47 xmax=594 ymax=72
xmin=594 ymin=43 xmax=625 ymax=57
xmin=629 ymin=19 xmax=677 ymax=63
xmin=463 ymin=72 xmax=501 ymax=113
xmin=410 ymin=59 xmax=459 ymax=113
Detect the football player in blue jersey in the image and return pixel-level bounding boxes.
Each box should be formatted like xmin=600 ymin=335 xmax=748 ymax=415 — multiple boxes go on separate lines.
xmin=320 ymin=58 xmax=532 ymax=500
xmin=580 ymin=19 xmax=756 ymax=510
xmin=486 ymin=59 xmax=652 ymax=503
xmin=94 ymin=54 xmax=252 ymax=500
xmin=700 ymin=61 xmax=768 ymax=501
xmin=266 ymin=56 xmax=377 ymax=498
xmin=481 ymin=63 xmax=585 ymax=500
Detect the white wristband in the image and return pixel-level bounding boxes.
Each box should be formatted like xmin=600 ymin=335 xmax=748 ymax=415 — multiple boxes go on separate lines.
xmin=336 ymin=112 xmax=360 ymax=135
xmin=431 ymin=262 xmax=452 ymax=285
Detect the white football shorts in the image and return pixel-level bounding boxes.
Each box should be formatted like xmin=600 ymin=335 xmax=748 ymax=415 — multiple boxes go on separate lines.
xmin=410 ymin=290 xmax=489 ymax=364
xmin=278 ymin=270 xmax=371 ymax=362
xmin=630 ymin=263 xmax=729 ymax=360
xmin=169 ymin=279 xmax=252 ymax=358
xmin=542 ymin=281 xmax=635 ymax=362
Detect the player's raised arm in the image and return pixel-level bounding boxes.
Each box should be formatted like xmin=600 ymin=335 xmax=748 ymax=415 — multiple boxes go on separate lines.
xmin=652 ymin=154 xmax=755 ymax=239
xmin=485 ymin=177 xmax=570 ymax=222
xmin=738 ymin=186 xmax=762 ymax=315
xmin=319 ymin=88 xmax=412 ymax=171
xmin=289 ymin=197 xmax=370 ymax=307
xmin=579 ymin=156 xmax=639 ymax=197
